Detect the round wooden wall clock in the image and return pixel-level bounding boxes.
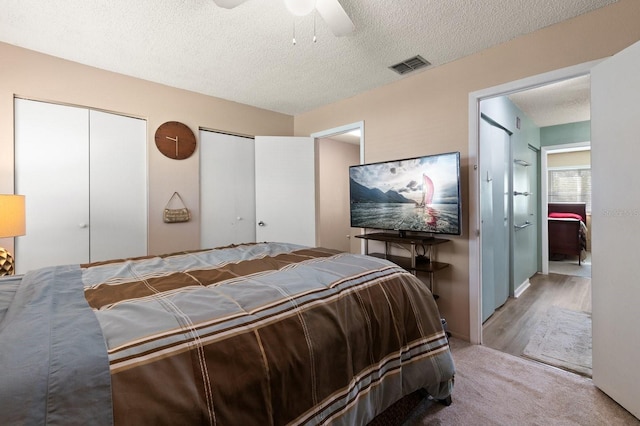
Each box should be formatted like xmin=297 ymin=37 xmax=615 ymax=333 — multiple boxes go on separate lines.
xmin=154 ymin=121 xmax=197 ymax=160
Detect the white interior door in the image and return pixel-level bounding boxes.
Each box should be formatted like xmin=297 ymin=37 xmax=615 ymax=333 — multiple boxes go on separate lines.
xmin=89 ymin=110 xmax=147 ymax=262
xmin=255 ymin=136 xmax=315 ymax=247
xmin=15 ymin=99 xmax=90 ymax=273
xmin=200 ymin=130 xmax=256 ymax=248
xmin=591 ymin=40 xmax=640 ymax=419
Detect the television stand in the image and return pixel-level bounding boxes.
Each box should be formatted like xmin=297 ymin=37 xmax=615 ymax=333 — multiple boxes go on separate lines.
xmin=355 ymin=232 xmax=450 ymax=297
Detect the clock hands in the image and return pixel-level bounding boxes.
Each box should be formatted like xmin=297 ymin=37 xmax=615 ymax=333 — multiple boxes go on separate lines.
xmin=156 ymin=122 xmax=195 ymax=160
xmin=166 ymin=135 xmax=179 ymax=158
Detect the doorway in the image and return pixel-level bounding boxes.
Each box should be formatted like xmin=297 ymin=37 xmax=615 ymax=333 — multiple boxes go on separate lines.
xmin=482 ymin=117 xmax=593 ymax=379
xmin=541 ymin=142 xmax=592 ymax=276
xmin=312 ymin=122 xmax=364 ymax=253
xmin=470 ymin=62 xmax=591 ymax=376
xmin=468 ymin=60 xmax=599 ymax=344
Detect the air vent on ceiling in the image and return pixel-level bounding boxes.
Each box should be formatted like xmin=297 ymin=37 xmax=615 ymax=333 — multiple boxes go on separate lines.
xmin=389 ymin=55 xmax=431 ymax=75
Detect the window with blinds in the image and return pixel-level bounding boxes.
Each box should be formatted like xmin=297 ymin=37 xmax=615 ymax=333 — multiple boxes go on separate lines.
xmin=548 ymin=167 xmax=592 ymax=212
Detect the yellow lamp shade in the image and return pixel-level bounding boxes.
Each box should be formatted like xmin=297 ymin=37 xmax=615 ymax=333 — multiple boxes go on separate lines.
xmin=0 ymin=195 xmax=26 ymax=238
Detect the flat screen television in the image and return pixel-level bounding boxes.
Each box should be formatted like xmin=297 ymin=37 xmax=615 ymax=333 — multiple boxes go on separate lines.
xmin=349 ymin=151 xmax=461 ymax=236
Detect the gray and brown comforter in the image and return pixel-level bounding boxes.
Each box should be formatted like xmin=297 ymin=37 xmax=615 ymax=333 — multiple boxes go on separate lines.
xmin=0 ymin=242 xmax=454 ymax=425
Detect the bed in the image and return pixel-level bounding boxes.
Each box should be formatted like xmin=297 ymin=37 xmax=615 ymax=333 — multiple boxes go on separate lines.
xmin=548 ymin=202 xmax=588 ymax=265
xmin=0 ymin=242 xmax=454 ymax=425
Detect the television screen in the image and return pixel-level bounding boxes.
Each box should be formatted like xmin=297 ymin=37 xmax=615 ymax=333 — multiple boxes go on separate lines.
xmin=349 ymin=151 xmax=461 ymax=235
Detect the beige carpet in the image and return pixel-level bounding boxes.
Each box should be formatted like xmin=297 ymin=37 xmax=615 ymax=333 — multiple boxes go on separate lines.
xmin=404 ymin=338 xmax=639 ymax=425
xmin=522 ymin=306 xmax=592 ymax=377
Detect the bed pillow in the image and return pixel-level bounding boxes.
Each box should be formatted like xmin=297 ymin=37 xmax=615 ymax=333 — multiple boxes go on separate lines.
xmin=549 ymin=212 xmax=583 ymax=221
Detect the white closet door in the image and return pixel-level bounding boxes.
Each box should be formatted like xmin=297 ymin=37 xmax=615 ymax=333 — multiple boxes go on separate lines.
xmin=89 ymin=110 xmax=147 ymax=262
xmin=15 ymin=99 xmax=90 ymax=273
xmin=255 ymin=136 xmax=315 ymax=247
xmin=200 ymin=130 xmax=255 ymax=248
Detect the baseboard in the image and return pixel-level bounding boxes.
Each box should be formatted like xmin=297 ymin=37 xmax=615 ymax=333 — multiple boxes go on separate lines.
xmin=447 ymin=330 xmax=468 ymax=342
xmin=514 ymin=278 xmax=531 ymax=298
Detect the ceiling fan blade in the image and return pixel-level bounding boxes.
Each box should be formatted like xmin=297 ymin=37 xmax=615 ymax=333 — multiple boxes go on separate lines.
xmin=212 ymin=0 xmax=250 ymax=9
xmin=315 ymin=0 xmax=355 ymax=37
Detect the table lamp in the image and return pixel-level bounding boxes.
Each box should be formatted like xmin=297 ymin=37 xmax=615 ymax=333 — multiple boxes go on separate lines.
xmin=0 ymin=195 xmax=26 ymax=276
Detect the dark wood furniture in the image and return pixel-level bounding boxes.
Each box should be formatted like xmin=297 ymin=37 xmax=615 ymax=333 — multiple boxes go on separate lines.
xmin=548 ymin=202 xmax=587 ymax=265
xmin=355 ymin=232 xmax=450 ymax=296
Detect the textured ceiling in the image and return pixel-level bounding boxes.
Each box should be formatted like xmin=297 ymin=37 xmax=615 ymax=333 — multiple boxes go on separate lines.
xmin=0 ymin=0 xmax=615 ymax=116
xmin=508 ymin=75 xmax=591 ymax=128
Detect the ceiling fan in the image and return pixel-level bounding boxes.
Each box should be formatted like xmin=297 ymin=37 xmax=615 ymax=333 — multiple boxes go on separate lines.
xmin=212 ymin=0 xmax=355 ymax=37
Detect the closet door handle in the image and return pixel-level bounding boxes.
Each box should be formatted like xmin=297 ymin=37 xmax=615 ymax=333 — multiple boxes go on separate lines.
xmin=79 ymin=223 xmax=88 ymax=228
xmin=514 ymin=221 xmax=532 ymax=230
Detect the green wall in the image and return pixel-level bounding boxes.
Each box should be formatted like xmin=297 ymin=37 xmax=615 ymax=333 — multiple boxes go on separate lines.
xmin=541 ymin=121 xmax=590 ymax=146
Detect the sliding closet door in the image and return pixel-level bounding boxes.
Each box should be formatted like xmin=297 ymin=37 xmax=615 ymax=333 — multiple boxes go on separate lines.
xmin=15 ymin=99 xmax=90 ymax=273
xmin=89 ymin=110 xmax=147 ymax=262
xmin=479 ymin=117 xmax=510 ymax=322
xmin=200 ymin=130 xmax=255 ymax=248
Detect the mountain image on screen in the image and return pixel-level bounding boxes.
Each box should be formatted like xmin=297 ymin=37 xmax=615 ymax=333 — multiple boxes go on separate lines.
xmin=349 ymin=178 xmax=416 ymax=204
xmin=349 ymin=152 xmax=461 ymax=235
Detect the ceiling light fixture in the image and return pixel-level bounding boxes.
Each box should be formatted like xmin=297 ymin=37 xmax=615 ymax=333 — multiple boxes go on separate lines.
xmin=292 ymin=22 xmax=297 ymax=45
xmin=289 ymin=2 xmax=318 ymax=45
xmin=312 ymin=11 xmax=317 ymax=43
xmin=284 ymin=0 xmax=317 ymax=16
xmin=212 ymin=0 xmax=355 ymax=38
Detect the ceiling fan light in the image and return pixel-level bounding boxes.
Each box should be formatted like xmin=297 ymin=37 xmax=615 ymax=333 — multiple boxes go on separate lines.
xmin=284 ymin=0 xmax=317 ymax=16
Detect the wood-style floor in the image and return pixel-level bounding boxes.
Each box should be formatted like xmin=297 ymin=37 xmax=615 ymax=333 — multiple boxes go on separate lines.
xmin=482 ymin=272 xmax=591 ymax=358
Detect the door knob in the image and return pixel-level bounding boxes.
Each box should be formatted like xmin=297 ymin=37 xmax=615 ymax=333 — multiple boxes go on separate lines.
xmin=79 ymin=223 xmax=88 ymax=228
xmin=258 ymin=221 xmax=265 ymax=227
